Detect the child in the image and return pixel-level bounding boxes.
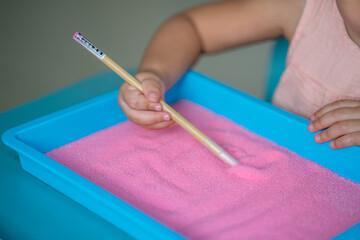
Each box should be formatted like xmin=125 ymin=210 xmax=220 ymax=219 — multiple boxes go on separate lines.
xmin=118 ymin=0 xmax=360 ymax=149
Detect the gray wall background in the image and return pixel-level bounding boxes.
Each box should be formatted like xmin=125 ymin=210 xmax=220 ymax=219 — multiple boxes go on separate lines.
xmin=0 ymin=0 xmax=274 ymax=113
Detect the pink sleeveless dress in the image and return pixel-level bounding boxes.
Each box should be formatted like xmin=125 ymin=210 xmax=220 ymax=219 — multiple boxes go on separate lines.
xmin=272 ymin=0 xmax=360 ymax=119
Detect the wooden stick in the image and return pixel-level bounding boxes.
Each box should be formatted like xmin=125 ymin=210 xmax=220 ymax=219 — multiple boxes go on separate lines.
xmin=73 ymin=32 xmax=239 ymax=166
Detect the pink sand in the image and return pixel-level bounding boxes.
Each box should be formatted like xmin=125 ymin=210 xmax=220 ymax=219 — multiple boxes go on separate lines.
xmin=46 ymin=100 xmax=360 ymax=239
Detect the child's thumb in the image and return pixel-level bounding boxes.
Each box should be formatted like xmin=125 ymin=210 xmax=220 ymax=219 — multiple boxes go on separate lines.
xmin=141 ymin=78 xmax=163 ymax=103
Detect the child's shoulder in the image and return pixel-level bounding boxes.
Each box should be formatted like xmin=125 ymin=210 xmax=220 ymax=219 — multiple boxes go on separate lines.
xmin=182 ymin=0 xmax=306 ymax=52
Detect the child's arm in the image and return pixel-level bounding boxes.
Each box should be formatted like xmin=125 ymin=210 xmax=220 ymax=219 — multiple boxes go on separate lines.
xmin=118 ymin=0 xmax=305 ymax=129
xmin=308 ymin=100 xmax=360 ymax=149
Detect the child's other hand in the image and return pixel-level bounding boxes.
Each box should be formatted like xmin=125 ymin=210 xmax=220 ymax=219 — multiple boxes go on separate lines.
xmin=308 ymin=100 xmax=360 ymax=149
xmin=117 ymin=71 xmax=175 ymax=129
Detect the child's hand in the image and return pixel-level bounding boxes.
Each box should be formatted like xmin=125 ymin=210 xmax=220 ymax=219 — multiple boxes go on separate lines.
xmin=308 ymin=100 xmax=360 ymax=149
xmin=117 ymin=71 xmax=175 ymax=129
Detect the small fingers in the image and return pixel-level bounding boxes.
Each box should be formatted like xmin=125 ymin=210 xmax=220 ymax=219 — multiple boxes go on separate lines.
xmin=120 ymin=83 xmax=163 ymax=111
xmin=134 ymin=72 xmax=165 ymax=103
xmin=139 ymin=120 xmax=177 ymax=130
xmin=311 ymin=99 xmax=360 ymax=121
xmin=308 ymin=107 xmax=360 ymax=132
xmin=142 ymin=78 xmax=163 ymax=102
xmin=313 ymin=120 xmax=360 ymax=143
xmin=127 ymin=108 xmax=171 ymax=125
xmin=330 ymin=132 xmax=360 ymax=149
xmin=117 ymin=75 xmax=171 ymax=130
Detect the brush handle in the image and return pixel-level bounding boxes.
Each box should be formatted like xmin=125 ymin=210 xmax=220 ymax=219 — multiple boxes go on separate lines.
xmin=73 ymin=32 xmax=238 ymax=166
xmin=103 ymin=57 xmax=220 ymax=150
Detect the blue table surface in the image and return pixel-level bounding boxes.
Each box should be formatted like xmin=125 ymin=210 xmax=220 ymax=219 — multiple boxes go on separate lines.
xmin=0 ymin=72 xmax=133 ymax=240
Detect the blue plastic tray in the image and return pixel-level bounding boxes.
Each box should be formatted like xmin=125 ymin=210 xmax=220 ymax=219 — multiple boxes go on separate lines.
xmin=3 ymin=70 xmax=360 ymax=239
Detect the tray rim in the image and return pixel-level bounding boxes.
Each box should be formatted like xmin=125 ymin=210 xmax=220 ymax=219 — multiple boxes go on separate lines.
xmin=2 ymin=70 xmax=359 ymax=239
